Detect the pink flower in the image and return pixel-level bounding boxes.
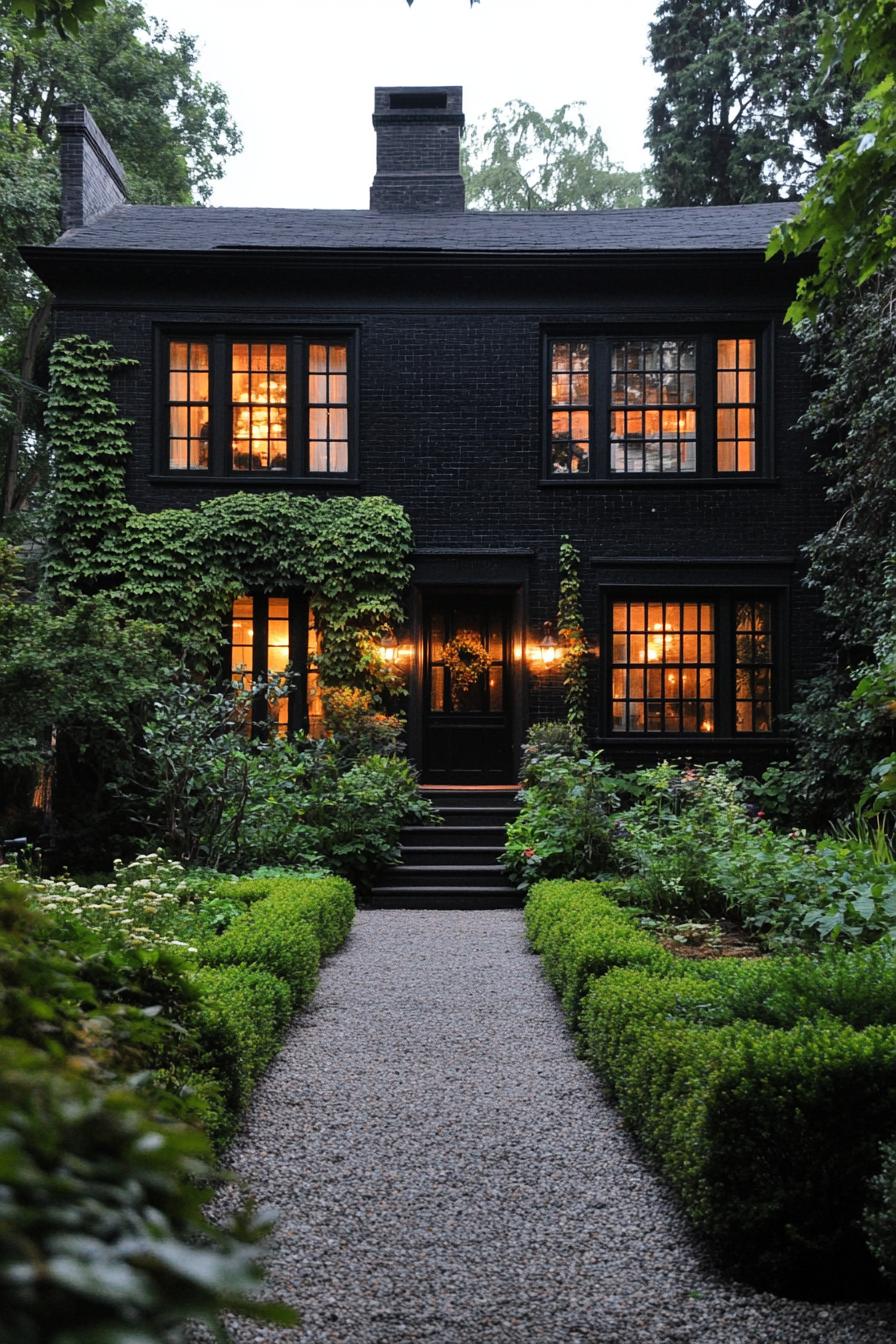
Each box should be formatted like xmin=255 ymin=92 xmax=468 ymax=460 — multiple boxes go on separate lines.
xmin=523 ymin=848 xmax=536 ymax=859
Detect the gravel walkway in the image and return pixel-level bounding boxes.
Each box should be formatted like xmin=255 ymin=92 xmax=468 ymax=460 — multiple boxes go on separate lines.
xmin=219 ymin=909 xmax=896 ymax=1344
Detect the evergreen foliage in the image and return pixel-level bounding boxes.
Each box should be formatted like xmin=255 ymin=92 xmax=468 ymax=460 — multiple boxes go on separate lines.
xmin=646 ymin=0 xmax=855 ymax=205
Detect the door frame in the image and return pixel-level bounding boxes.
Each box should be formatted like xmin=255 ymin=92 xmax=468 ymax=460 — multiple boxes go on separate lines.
xmin=406 ymin=576 xmax=528 ymax=784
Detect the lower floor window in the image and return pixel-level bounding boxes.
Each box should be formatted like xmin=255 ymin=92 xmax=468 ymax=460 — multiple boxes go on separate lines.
xmin=610 ymin=594 xmax=774 ymax=735
xmin=229 ymin=593 xmax=319 ymax=737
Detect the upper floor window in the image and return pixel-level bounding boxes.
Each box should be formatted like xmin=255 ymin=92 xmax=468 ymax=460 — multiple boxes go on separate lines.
xmin=164 ymin=333 xmax=354 ymax=478
xmin=232 ymin=342 xmax=288 ymax=472
xmin=167 ymin=341 xmax=209 ymax=470
xmin=610 ymin=339 xmax=697 ymax=474
xmin=547 ymin=332 xmax=764 ymax=481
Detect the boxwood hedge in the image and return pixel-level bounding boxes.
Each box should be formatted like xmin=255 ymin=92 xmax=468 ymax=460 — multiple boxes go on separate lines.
xmin=527 ymin=878 xmax=896 ymax=1298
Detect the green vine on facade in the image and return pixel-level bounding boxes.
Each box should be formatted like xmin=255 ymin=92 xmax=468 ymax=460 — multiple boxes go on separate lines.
xmin=44 ymin=335 xmax=414 ymax=694
xmin=557 ymin=535 xmax=588 ymax=745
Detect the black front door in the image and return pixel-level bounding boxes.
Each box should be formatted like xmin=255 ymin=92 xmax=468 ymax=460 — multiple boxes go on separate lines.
xmin=421 ymin=591 xmax=514 ymax=784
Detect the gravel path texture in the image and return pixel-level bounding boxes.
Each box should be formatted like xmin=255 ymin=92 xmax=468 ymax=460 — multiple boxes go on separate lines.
xmin=219 ymin=909 xmax=896 ymax=1344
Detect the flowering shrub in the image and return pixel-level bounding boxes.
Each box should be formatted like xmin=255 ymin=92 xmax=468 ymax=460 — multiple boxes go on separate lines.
xmin=3 ymin=853 xmax=223 ymax=955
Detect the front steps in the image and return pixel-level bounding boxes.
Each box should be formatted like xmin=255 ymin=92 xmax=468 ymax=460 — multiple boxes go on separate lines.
xmin=366 ymin=786 xmax=522 ymax=908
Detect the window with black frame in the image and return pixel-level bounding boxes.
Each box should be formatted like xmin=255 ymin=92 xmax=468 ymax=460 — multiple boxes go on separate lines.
xmin=610 ymin=339 xmax=697 ymax=474
xmin=609 ymin=594 xmax=775 ymax=736
xmin=162 ymin=333 xmax=353 ymax=478
xmin=546 ymin=333 xmax=763 ymax=479
xmin=228 ymin=594 xmax=303 ymax=737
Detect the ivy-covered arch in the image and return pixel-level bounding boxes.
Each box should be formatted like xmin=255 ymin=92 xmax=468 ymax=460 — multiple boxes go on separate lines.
xmin=45 ymin=335 xmax=414 ymax=691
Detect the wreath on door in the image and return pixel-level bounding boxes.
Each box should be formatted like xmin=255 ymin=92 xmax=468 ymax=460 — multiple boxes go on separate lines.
xmin=442 ymin=632 xmax=491 ymax=709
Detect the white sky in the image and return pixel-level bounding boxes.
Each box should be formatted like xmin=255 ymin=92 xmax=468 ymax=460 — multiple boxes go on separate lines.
xmin=144 ymin=0 xmax=660 ymax=208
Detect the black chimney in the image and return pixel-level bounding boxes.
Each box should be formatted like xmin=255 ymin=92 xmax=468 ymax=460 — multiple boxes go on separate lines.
xmin=370 ymin=86 xmax=465 ymax=213
xmin=57 ymin=104 xmax=128 ymax=233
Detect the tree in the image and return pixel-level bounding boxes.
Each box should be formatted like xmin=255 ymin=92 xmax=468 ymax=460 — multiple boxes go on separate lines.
xmin=756 ymin=2 xmax=896 ymax=817
xmin=646 ymin=0 xmax=857 ymax=206
xmin=0 ymin=0 xmax=242 ymax=518
xmin=768 ymin=0 xmax=896 ymax=322
xmin=10 ymin=0 xmax=105 ymax=35
xmin=462 ymin=100 xmax=642 ymax=211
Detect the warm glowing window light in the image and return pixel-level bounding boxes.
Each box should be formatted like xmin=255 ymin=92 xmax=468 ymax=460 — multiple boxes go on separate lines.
xmin=610 ymin=339 xmax=697 ymax=474
xmin=308 ymin=342 xmax=349 ymax=473
xmin=266 ymin=597 xmax=290 ymax=736
xmin=168 ymin=340 xmax=209 ymax=470
xmin=612 ymin=600 xmax=715 ymax=734
xmin=717 ymin=338 xmax=757 ymax=472
xmin=231 ymin=342 xmax=288 ymax=472
xmin=549 ymin=340 xmax=591 ymax=475
xmin=306 ymin=611 xmax=325 ymax=739
xmin=735 ymin=600 xmax=773 ymax=732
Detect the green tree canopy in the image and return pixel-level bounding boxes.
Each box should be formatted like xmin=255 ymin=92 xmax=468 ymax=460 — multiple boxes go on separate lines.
xmin=0 ymin=0 xmax=242 ymax=517
xmin=646 ymin=0 xmax=857 ymax=205
xmin=462 ymin=100 xmax=642 ymax=211
xmin=768 ymin=0 xmax=896 ymax=322
xmin=10 ymin=0 xmax=105 ymax=36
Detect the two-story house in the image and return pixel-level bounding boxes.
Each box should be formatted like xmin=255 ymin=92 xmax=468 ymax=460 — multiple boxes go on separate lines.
xmin=23 ymin=88 xmax=825 ymax=787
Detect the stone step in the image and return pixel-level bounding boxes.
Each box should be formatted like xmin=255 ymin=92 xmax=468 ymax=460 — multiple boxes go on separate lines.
xmin=381 ymin=863 xmax=513 ymax=890
xmin=399 ymin=845 xmax=504 ymax=867
xmin=432 ymin=805 xmax=519 ymax=828
xmin=400 ymin=825 xmax=508 ymax=848
xmin=420 ymin=786 xmax=520 ymax=809
xmin=364 ymin=886 xmax=523 ymax=910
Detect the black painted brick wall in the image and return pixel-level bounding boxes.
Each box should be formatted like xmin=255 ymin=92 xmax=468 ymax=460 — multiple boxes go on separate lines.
xmin=51 ymin=253 xmax=830 ymax=769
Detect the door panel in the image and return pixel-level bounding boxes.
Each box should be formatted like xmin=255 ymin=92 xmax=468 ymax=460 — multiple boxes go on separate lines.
xmin=421 ymin=591 xmax=514 ymax=783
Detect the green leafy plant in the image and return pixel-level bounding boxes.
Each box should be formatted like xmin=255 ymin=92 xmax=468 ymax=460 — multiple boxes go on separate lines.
xmin=557 ymin=535 xmax=588 ymax=745
xmin=43 ymin=336 xmax=414 ymax=689
xmin=528 ymin=877 xmax=896 ymax=1297
xmin=503 ymin=748 xmax=618 ymax=889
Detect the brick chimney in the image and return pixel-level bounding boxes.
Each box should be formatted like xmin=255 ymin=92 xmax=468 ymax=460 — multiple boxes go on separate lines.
xmin=370 ymin=86 xmax=465 ymax=212
xmin=57 ymin=104 xmax=128 ymax=232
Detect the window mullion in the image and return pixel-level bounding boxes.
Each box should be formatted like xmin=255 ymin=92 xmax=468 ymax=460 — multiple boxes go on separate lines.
xmin=593 ymin=337 xmax=608 ymax=479
xmin=211 ymin=334 xmax=228 ymax=475
xmin=697 ymin=335 xmax=714 ymax=477
xmin=290 ymin=337 xmax=303 ymax=477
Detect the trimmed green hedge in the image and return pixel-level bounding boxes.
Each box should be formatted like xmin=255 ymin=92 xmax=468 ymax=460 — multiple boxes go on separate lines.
xmin=192 ymin=965 xmax=292 ymax=1115
xmin=219 ymin=875 xmax=356 ymax=957
xmin=527 ymin=878 xmax=896 ymax=1298
xmin=524 ymin=879 xmax=673 ymax=1027
xmin=201 ymin=894 xmax=321 ymax=1009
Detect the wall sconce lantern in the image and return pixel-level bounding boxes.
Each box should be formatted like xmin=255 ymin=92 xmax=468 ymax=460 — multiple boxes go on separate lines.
xmin=538 ymin=621 xmax=560 ymax=667
xmin=378 ymin=627 xmax=399 ymax=664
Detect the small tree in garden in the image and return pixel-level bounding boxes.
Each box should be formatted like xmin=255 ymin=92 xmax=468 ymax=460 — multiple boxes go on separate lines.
xmin=557 ymin=536 xmax=588 ymax=748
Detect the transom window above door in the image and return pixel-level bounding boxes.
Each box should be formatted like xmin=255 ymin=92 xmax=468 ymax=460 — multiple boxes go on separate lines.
xmin=547 ymin=332 xmax=765 ymax=480
xmin=162 ymin=332 xmax=355 ymax=479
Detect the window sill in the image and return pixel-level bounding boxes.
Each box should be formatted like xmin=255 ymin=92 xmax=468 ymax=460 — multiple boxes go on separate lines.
xmin=147 ymin=474 xmax=361 ymax=488
xmin=538 ymin=476 xmax=779 ymax=488
xmin=593 ymin=734 xmax=782 ymax=745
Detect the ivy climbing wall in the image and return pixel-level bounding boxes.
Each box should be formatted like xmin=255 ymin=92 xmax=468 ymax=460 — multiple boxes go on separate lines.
xmin=45 ymin=336 xmax=414 ymax=691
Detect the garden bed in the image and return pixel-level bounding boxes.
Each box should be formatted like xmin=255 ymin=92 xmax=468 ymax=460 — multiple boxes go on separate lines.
xmin=0 ymin=860 xmax=356 ymax=1339
xmin=525 ymin=878 xmax=896 ymax=1300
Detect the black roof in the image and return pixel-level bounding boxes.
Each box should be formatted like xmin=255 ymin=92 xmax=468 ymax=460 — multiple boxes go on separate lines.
xmin=49 ymin=202 xmax=798 ymax=255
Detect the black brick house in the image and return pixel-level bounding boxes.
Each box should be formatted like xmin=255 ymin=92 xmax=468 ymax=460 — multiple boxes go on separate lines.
xmin=23 ymin=88 xmax=825 ymax=786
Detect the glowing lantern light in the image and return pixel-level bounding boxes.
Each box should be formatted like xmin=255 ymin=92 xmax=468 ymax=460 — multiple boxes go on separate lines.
xmin=538 ymin=621 xmax=560 ymax=667
xmin=378 ymin=627 xmax=399 ymax=663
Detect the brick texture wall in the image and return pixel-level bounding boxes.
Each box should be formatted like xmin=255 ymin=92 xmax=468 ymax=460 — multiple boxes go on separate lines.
xmin=58 ymin=104 xmax=128 ymax=232
xmin=51 ymin=251 xmax=829 ymax=770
